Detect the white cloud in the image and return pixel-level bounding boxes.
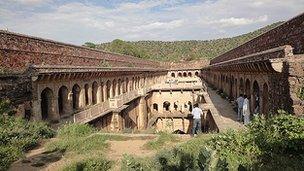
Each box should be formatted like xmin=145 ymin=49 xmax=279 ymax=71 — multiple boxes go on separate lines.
xmin=134 ymin=20 xmax=184 ymax=31
xmin=11 ymin=0 xmax=51 ymax=5
xmin=0 ymin=0 xmax=303 ymax=44
xmin=207 ymin=15 xmax=268 ymax=28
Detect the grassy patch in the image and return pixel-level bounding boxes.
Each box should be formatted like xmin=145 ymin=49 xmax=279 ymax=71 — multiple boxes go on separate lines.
xmin=46 ymin=124 xmax=109 ymax=154
xmin=63 ymin=157 xmax=113 ymax=171
xmin=144 ymin=132 xmax=179 ymax=150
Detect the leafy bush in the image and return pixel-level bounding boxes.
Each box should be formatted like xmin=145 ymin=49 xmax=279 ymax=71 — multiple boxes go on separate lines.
xmin=0 ymin=100 xmax=55 ymax=170
xmin=63 ymin=157 xmax=113 ymax=171
xmin=124 ymin=115 xmax=304 ymax=170
xmin=121 ymin=154 xmax=155 ymax=171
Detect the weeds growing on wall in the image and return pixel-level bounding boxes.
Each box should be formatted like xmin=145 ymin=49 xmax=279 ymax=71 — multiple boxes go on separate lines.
xmin=0 ymin=99 xmax=55 ymax=170
xmin=121 ymin=114 xmax=304 ymax=170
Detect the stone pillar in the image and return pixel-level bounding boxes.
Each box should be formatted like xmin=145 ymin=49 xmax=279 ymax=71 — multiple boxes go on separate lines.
xmin=97 ymin=85 xmax=102 ymax=104
xmin=79 ymin=87 xmax=86 ymax=108
xmin=110 ymin=84 xmax=113 ymax=98
xmin=32 ymin=99 xmax=41 ymax=121
xmin=102 ymin=85 xmax=106 ymax=102
xmin=88 ymin=86 xmax=92 ymax=105
xmin=138 ymin=96 xmax=148 ymax=130
xmin=51 ymin=96 xmax=60 ymax=122
xmin=110 ymin=112 xmax=121 ymax=132
xmin=67 ymin=91 xmax=73 ymax=115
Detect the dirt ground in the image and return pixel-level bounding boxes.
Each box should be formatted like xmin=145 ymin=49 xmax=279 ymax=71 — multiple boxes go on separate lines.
xmin=9 ymin=134 xmax=192 ymax=171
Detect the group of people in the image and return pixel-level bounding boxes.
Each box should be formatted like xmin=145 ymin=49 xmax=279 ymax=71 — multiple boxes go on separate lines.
xmin=236 ymin=94 xmax=251 ymax=125
xmin=190 ymin=93 xmax=258 ymax=136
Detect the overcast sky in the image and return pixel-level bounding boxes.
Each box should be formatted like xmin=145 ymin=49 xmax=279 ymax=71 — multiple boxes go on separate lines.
xmin=0 ymin=0 xmax=303 ymax=45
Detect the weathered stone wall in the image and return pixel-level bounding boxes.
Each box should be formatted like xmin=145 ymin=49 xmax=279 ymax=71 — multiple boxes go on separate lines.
xmin=288 ymin=55 xmax=304 ymax=115
xmin=211 ymin=13 xmax=304 ymax=64
xmin=0 ymin=31 xmax=162 ymax=73
xmin=163 ymin=59 xmax=209 ymax=70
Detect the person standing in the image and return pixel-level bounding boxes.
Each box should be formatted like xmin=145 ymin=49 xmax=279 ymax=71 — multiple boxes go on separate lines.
xmin=236 ymin=94 xmax=244 ymax=121
xmin=243 ymin=95 xmax=250 ymax=125
xmin=192 ymin=103 xmax=203 ymax=136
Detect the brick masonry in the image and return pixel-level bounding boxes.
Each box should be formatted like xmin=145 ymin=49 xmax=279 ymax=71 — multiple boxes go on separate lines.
xmin=211 ymin=12 xmax=304 ymax=65
xmin=0 ymin=31 xmax=163 ymax=73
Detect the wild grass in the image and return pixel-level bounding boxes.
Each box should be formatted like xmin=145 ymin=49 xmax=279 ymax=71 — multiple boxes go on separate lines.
xmin=144 ymin=132 xmax=180 ymax=150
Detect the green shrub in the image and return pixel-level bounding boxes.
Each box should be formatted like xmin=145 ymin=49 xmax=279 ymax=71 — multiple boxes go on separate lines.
xmin=0 ymin=99 xmax=55 ymax=170
xmin=121 ymin=154 xmax=155 ymax=171
xmin=63 ymin=157 xmax=113 ymax=171
xmin=125 ymin=114 xmax=304 ymax=170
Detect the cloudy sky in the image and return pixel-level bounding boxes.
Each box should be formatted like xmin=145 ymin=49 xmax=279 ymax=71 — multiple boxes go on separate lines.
xmin=0 ymin=0 xmax=303 ymax=45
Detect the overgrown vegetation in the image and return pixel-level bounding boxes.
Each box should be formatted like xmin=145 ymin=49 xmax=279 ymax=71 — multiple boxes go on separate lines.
xmin=144 ymin=132 xmax=179 ymax=150
xmin=63 ymin=157 xmax=113 ymax=171
xmin=84 ymin=22 xmax=283 ymax=61
xmin=46 ymin=123 xmax=109 ymax=154
xmin=121 ymin=114 xmax=304 ymax=170
xmin=0 ymin=99 xmax=55 ymax=170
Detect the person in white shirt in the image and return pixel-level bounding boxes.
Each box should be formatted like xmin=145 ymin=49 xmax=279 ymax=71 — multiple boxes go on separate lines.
xmin=243 ymin=95 xmax=251 ymax=125
xmin=236 ymin=94 xmax=244 ymax=121
xmin=192 ymin=103 xmax=203 ymax=135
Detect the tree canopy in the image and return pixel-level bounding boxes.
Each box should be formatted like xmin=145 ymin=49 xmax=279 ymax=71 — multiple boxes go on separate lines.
xmin=83 ymin=22 xmax=283 ymax=62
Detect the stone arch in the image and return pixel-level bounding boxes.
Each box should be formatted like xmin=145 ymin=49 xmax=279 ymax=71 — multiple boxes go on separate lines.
xmin=178 ymin=72 xmax=182 ymax=77
xmin=230 ymin=76 xmax=234 ymax=99
xmin=72 ymin=84 xmax=80 ymax=110
xmin=84 ymin=83 xmax=89 ymax=105
xmin=121 ymin=79 xmax=126 ymax=93
xmin=112 ymin=79 xmax=117 ymax=97
xmin=195 ymin=71 xmax=199 ymax=77
xmin=132 ymin=77 xmax=135 ymax=90
xmin=253 ymin=81 xmax=260 ymax=114
xmin=106 ymin=80 xmax=111 ymax=99
xmin=188 ymin=101 xmax=192 ymax=112
xmin=118 ymin=79 xmax=122 ymax=95
xmin=41 ymin=87 xmax=55 ymax=121
xmin=171 ymin=73 xmax=176 ymax=77
xmin=58 ymin=86 xmax=69 ymax=116
xmin=183 ymin=72 xmax=187 ymax=77
xmin=126 ymin=78 xmax=129 ymax=92
xmin=163 ymin=101 xmax=170 ymax=111
xmin=239 ymin=78 xmax=244 ymax=95
xmin=92 ymin=81 xmax=98 ymax=105
xmin=100 ymin=82 xmax=104 ymax=102
xmin=245 ymin=79 xmax=251 ymax=97
xmin=262 ymin=83 xmax=269 ymax=116
xmin=188 ymin=72 xmax=192 ymax=77
xmin=153 ymin=103 xmax=158 ymax=111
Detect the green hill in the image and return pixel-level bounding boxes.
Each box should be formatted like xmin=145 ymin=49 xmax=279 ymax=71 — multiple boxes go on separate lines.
xmin=84 ymin=22 xmax=284 ymax=62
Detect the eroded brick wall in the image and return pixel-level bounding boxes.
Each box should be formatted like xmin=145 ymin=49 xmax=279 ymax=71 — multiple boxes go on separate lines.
xmin=211 ymin=13 xmax=304 ymax=65
xmin=0 ymin=31 xmax=163 ymax=73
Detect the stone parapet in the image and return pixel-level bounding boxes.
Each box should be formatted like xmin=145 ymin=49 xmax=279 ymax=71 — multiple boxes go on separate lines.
xmin=211 ymin=12 xmax=304 ymax=65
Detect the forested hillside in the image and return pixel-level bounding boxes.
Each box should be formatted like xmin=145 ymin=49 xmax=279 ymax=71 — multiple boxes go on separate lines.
xmin=84 ymin=22 xmax=283 ymax=62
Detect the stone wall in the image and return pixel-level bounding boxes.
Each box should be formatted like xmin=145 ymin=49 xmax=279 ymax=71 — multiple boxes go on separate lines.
xmin=0 ymin=31 xmax=162 ymax=73
xmin=288 ymin=55 xmax=304 ymax=115
xmin=163 ymin=59 xmax=209 ymax=70
xmin=211 ymin=12 xmax=304 ymax=65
